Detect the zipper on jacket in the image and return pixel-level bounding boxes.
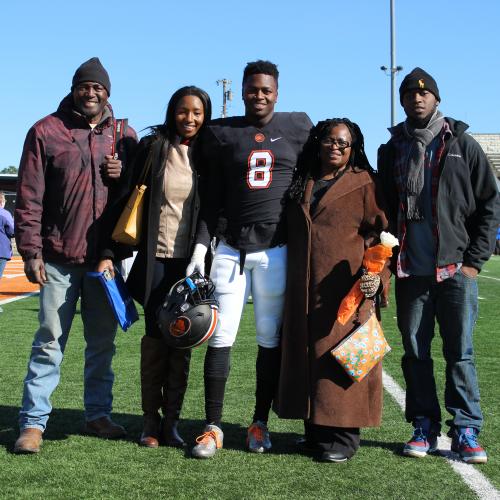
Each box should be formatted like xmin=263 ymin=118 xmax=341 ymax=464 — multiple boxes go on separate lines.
xmin=435 ymin=134 xmax=458 ymax=265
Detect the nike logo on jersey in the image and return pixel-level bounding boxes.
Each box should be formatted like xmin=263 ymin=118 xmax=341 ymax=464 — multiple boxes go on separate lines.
xmin=270 ymin=137 xmax=282 ymax=142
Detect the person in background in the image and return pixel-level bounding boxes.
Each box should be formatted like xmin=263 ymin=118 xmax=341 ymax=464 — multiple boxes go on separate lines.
xmin=0 ymin=191 xmax=15 ymax=312
xmin=276 ymin=118 xmax=389 ymax=462
xmin=378 ymin=67 xmax=500 ymax=464
xmin=98 ymin=86 xmax=212 ymax=449
xmin=13 ymin=57 xmax=137 ymax=454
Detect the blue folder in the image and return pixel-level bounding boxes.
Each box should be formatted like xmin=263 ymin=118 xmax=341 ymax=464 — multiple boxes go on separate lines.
xmin=87 ymin=269 xmax=139 ymax=332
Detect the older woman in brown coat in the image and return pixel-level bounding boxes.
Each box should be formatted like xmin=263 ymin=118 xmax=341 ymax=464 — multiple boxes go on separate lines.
xmin=276 ymin=118 xmax=390 ymax=462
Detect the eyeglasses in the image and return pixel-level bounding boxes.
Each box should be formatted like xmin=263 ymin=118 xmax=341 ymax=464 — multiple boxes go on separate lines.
xmin=320 ymin=138 xmax=351 ymax=149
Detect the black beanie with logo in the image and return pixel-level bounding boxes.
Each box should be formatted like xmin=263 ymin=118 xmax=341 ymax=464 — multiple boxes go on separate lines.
xmin=399 ymin=67 xmax=440 ymax=104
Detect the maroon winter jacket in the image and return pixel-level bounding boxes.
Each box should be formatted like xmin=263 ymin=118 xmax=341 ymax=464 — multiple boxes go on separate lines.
xmin=15 ymin=95 xmax=137 ymax=264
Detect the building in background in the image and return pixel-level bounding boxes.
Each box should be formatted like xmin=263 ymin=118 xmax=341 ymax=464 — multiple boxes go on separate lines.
xmin=470 ymin=134 xmax=500 ymax=190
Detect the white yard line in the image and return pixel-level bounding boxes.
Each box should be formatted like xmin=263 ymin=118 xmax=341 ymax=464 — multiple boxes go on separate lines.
xmin=382 ymin=370 xmax=500 ymax=500
xmin=0 ymin=291 xmax=39 ymax=305
xmin=478 ymin=275 xmax=500 ymax=282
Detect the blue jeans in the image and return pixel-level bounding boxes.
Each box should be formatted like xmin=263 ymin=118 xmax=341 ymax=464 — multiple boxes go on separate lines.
xmin=0 ymin=257 xmax=7 ymax=278
xmin=395 ymin=271 xmax=483 ymax=431
xmin=19 ymin=262 xmax=118 ymax=431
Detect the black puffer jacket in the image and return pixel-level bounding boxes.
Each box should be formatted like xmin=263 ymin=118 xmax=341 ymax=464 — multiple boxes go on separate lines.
xmin=378 ymin=117 xmax=500 ymax=272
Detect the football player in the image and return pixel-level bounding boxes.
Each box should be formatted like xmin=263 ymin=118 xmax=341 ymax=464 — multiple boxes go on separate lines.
xmin=186 ymin=60 xmax=312 ymax=458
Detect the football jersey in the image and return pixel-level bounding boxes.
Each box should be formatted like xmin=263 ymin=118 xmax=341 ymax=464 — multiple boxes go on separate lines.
xmin=197 ymin=112 xmax=312 ymax=251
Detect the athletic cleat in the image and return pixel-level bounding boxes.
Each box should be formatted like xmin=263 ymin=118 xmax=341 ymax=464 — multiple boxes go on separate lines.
xmin=403 ymin=418 xmax=438 ymax=458
xmin=247 ymin=420 xmax=272 ymax=453
xmin=451 ymin=427 xmax=487 ymax=464
xmin=191 ymin=424 xmax=223 ymax=459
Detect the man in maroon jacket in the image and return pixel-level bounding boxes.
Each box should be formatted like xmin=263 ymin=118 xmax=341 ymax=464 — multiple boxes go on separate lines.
xmin=13 ymin=57 xmax=137 ymax=454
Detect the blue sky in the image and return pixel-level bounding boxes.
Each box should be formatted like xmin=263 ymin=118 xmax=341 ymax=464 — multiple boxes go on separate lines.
xmin=1 ymin=0 xmax=498 ymax=167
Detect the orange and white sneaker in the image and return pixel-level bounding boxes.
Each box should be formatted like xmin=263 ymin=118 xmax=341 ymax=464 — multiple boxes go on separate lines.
xmin=247 ymin=421 xmax=272 ymax=453
xmin=191 ymin=424 xmax=223 ymax=459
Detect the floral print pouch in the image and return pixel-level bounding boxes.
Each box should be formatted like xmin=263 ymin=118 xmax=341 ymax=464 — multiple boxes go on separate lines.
xmin=331 ymin=313 xmax=391 ymax=382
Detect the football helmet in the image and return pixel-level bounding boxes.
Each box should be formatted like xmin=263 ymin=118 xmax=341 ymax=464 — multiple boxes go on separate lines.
xmin=157 ymin=271 xmax=219 ymax=349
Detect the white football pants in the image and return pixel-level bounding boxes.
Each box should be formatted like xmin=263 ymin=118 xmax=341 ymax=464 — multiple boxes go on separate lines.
xmin=208 ymin=241 xmax=287 ymax=348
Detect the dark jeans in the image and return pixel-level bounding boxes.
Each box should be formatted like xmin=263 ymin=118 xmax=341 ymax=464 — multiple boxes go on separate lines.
xmin=0 ymin=257 xmax=7 ymax=278
xmin=395 ymin=271 xmax=483 ymax=431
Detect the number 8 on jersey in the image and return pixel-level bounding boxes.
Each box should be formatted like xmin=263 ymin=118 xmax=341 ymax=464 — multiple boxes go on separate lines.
xmin=247 ymin=150 xmax=275 ymax=189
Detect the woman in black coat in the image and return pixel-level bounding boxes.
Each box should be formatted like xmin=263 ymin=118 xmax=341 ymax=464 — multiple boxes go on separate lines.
xmin=99 ymin=86 xmax=212 ymax=448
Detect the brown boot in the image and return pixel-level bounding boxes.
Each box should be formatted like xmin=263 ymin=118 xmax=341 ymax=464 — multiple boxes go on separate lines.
xmin=140 ymin=336 xmax=168 ymax=448
xmin=162 ymin=419 xmax=185 ymax=448
xmin=14 ymin=428 xmax=43 ymax=454
xmin=161 ymin=348 xmax=191 ymax=447
xmin=83 ymin=416 xmax=126 ymax=439
xmin=140 ymin=414 xmax=161 ymax=448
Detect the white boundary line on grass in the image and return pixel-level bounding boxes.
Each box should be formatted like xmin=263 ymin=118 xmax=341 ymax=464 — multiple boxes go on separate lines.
xmin=0 ymin=291 xmax=39 ymax=306
xmin=478 ymin=275 xmax=500 ymax=282
xmin=382 ymin=370 xmax=500 ymax=499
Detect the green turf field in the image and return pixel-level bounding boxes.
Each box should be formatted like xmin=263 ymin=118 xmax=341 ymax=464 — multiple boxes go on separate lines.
xmin=0 ymin=256 xmax=499 ymax=499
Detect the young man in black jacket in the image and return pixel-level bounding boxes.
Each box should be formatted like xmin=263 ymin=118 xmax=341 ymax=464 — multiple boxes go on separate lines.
xmin=378 ymin=67 xmax=500 ymax=464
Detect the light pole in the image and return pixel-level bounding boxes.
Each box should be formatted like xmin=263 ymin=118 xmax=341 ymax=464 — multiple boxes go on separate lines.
xmin=216 ymin=79 xmax=233 ymax=118
xmin=380 ymin=0 xmax=403 ymax=127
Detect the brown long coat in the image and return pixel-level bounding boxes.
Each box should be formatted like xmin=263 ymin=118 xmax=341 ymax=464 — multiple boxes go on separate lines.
xmin=275 ymin=169 xmax=389 ymax=428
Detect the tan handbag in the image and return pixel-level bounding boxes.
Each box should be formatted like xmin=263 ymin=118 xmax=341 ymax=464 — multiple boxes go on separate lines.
xmin=331 ymin=312 xmax=391 ymax=383
xmin=111 ymin=150 xmax=153 ymax=246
